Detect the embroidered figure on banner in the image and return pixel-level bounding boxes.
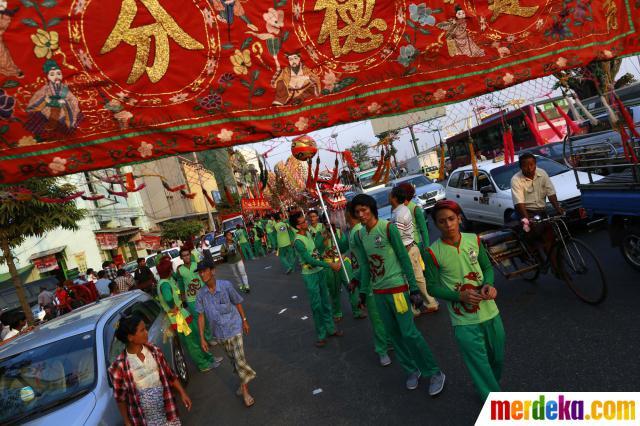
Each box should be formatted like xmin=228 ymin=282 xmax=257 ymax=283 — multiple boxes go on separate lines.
xmin=100 ymin=0 xmax=205 ymax=84
xmin=315 ymin=0 xmax=387 ymax=58
xmin=487 ymin=0 xmax=539 ymax=22
xmin=212 ymin=0 xmax=258 ymax=33
xmin=0 ymin=0 xmax=22 ymax=78
xmin=25 ymin=59 xmax=82 ymax=139
xmin=271 ymin=50 xmax=321 ymax=106
xmin=436 ymin=5 xmax=485 ymax=58
xmin=246 ymin=7 xmax=285 ymax=70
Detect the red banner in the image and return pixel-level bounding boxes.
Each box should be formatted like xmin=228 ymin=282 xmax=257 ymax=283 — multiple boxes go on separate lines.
xmin=241 ymin=197 xmax=271 ymax=211
xmin=33 ymin=254 xmax=59 ymax=273
xmin=0 ymin=0 xmax=638 ymax=183
xmin=138 ymin=234 xmax=162 ymax=251
xmin=95 ymin=233 xmax=118 ymax=249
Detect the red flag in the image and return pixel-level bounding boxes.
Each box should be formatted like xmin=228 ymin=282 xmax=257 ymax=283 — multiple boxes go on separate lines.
xmin=554 ymin=102 xmax=582 ymax=135
xmin=523 ymin=112 xmax=546 ymax=146
xmin=536 ymin=107 xmax=564 ymax=139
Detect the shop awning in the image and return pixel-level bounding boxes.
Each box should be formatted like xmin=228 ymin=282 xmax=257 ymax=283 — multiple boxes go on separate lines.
xmin=27 ymin=246 xmax=66 ymax=261
xmin=154 ymin=212 xmax=210 ymax=224
xmin=94 ymin=227 xmax=139 ymax=236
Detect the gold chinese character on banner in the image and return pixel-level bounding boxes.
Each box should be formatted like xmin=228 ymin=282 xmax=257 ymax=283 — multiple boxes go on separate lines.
xmin=315 ymin=0 xmax=387 ymax=58
xmin=487 ymin=0 xmax=539 ymax=22
xmin=101 ymin=0 xmax=204 ymax=84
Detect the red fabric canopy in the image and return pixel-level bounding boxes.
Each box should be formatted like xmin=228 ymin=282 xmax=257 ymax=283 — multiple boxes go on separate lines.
xmin=0 ymin=0 xmax=638 ymax=183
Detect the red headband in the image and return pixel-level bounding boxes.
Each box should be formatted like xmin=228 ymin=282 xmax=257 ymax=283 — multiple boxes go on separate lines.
xmin=156 ymin=256 xmax=173 ymax=279
xmin=432 ymin=200 xmax=462 ymax=216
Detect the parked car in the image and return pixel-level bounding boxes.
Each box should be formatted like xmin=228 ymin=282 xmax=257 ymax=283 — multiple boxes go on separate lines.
xmin=388 ymin=174 xmax=446 ymax=210
xmin=0 ymin=291 xmax=189 ymax=426
xmin=203 ymin=233 xmax=225 ymax=263
xmin=122 ymin=255 xmax=160 ymax=282
xmin=160 ymin=247 xmax=183 ymax=271
xmin=368 ymin=186 xmax=394 ymax=221
xmin=445 ymin=156 xmax=604 ymax=226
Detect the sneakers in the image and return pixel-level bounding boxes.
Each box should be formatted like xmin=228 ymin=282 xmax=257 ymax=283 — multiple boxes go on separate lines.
xmin=315 ymin=339 xmax=327 ymax=348
xmin=406 ymin=371 xmax=421 ymax=390
xmin=428 ymin=371 xmax=446 ymax=396
xmin=379 ymin=353 xmax=391 ymax=367
xmin=213 ymin=356 xmax=223 ymax=368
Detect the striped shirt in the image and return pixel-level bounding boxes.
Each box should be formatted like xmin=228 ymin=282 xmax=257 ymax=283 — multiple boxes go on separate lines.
xmin=391 ymin=204 xmax=415 ymax=246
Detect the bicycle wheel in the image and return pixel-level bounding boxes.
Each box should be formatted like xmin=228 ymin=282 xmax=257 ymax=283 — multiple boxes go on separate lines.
xmin=620 ymin=232 xmax=640 ymax=272
xmin=556 ymin=238 xmax=607 ymax=304
xmin=511 ymin=254 xmax=540 ymax=281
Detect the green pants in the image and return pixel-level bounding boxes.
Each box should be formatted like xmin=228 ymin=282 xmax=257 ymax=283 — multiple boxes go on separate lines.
xmin=253 ymin=240 xmax=265 ymax=257
xmin=374 ymin=291 xmax=440 ymax=376
xmin=302 ymin=270 xmax=335 ymax=340
xmin=366 ymin=293 xmax=390 ymax=356
xmin=184 ymin=302 xmax=214 ymax=371
xmin=278 ymin=245 xmax=294 ymax=272
xmin=268 ymin=232 xmax=277 ymax=251
xmin=240 ymin=242 xmax=254 ymax=260
xmin=325 ymin=261 xmax=361 ymax=319
xmin=454 ymin=315 xmax=505 ymax=401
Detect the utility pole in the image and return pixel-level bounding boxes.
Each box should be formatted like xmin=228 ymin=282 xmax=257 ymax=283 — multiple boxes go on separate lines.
xmin=192 ymin=152 xmax=215 ymax=232
xmin=408 ymin=125 xmax=420 ymax=156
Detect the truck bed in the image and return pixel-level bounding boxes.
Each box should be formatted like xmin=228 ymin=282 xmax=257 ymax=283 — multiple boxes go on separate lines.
xmin=578 ymin=169 xmax=640 ymax=216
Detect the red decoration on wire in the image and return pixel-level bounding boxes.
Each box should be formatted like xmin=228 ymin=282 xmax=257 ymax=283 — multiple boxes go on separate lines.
xmin=81 ymin=194 xmax=106 ymax=201
xmin=554 ymin=102 xmax=582 ymax=135
xmin=124 ymin=172 xmax=136 ymax=192
xmin=502 ymin=128 xmax=515 ymax=165
xmin=614 ymin=95 xmax=640 ymax=138
xmin=536 ymin=106 xmax=564 ymax=139
xmin=107 ymin=183 xmax=146 ymax=197
xmin=313 ymin=156 xmax=320 ymax=183
xmin=35 ymin=192 xmax=84 ymax=203
xmin=162 ymin=181 xmax=186 ymax=192
xmin=341 ymin=150 xmax=357 ymax=169
xmin=224 ymin=185 xmax=234 ymax=205
xmin=523 ymin=111 xmax=546 ymax=146
xmin=202 ymin=187 xmax=216 ymax=208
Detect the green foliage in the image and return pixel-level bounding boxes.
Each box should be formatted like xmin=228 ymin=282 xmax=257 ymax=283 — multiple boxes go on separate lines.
xmin=160 ymin=220 xmax=204 ymax=242
xmin=0 ymin=177 xmax=86 ymax=250
xmin=347 ymin=142 xmax=370 ymax=168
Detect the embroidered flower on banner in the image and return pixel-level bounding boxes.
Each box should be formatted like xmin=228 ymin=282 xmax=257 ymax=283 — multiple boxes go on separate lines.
xmin=433 ymin=88 xmax=446 ymax=101
xmin=31 ymin=30 xmax=59 ymax=59
xmin=322 ymin=71 xmax=338 ymax=91
xmin=205 ymin=58 xmax=216 ymax=75
xmin=231 ymin=49 xmax=251 ymax=75
xmin=218 ymin=73 xmax=234 ymax=85
xmin=602 ymin=50 xmax=613 ymax=58
xmin=342 ymin=63 xmax=358 ymax=72
xmin=49 ymin=157 xmax=67 ymax=174
xmin=77 ymin=49 xmax=93 ymax=70
xmin=368 ymin=102 xmax=381 ymax=114
xmin=203 ymin=9 xmax=215 ymax=27
xmin=398 ymin=45 xmax=416 ymax=67
xmin=535 ymin=18 xmax=544 ymax=30
xmin=218 ymin=128 xmax=234 ymax=142
xmin=295 ymin=117 xmax=309 ymax=131
xmin=556 ymin=57 xmax=568 ymax=68
xmin=170 ymin=93 xmax=188 ymax=103
xmin=73 ymin=0 xmax=87 ymax=15
xmin=409 ymin=3 xmax=436 ymax=26
xmin=0 ymin=89 xmax=15 ymax=119
xmin=480 ymin=16 xmax=487 ymax=31
xmin=18 ymin=136 xmax=37 ymax=147
xmin=503 ymin=73 xmax=515 ymax=85
xmin=264 ymin=8 xmax=285 ymax=35
xmin=397 ymin=9 xmax=405 ymax=24
xmin=506 ymin=35 xmax=516 ymax=43
xmin=138 ymin=142 xmax=153 ymax=158
xmin=293 ymin=3 xmax=302 ymax=20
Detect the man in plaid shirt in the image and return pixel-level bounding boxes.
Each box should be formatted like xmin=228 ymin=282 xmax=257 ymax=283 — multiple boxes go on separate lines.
xmin=102 ymin=260 xmax=118 ymax=281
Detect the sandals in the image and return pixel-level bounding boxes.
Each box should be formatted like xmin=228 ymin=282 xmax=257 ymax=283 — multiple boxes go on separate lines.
xmin=315 ymin=339 xmax=327 ymax=347
xmin=237 ymin=387 xmax=255 ymax=407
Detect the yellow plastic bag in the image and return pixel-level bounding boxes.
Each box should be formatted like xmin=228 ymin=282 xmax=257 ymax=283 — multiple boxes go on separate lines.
xmin=174 ymin=311 xmax=192 ymax=336
xmin=393 ymin=293 xmax=409 ymax=314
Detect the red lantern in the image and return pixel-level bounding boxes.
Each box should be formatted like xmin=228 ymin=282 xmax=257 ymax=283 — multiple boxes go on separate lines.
xmin=291 ymin=135 xmax=318 ymax=161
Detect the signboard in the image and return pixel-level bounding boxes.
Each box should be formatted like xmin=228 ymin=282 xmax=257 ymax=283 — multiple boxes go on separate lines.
xmin=73 ymin=251 xmax=87 ymax=274
xmin=33 ymin=255 xmax=59 ymax=273
xmin=370 ymin=107 xmax=446 ymax=136
xmin=241 ymin=198 xmax=272 ymax=212
xmin=138 ymin=234 xmax=162 ymax=251
xmin=95 ymin=233 xmax=118 ymax=250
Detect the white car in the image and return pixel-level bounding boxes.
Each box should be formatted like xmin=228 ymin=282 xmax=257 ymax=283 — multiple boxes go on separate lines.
xmin=445 ymin=156 xmax=603 ymax=226
xmin=388 ymin=174 xmax=446 ymax=210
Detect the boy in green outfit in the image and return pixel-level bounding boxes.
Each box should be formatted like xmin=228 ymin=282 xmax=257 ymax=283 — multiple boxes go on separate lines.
xmin=235 ymin=225 xmax=254 ymax=260
xmin=350 ymin=194 xmax=446 ymax=395
xmin=307 ymin=209 xmax=325 ymax=237
xmin=274 ymin=212 xmax=295 ymax=274
xmin=266 ymin=214 xmax=277 ymax=252
xmin=248 ymin=223 xmax=265 ymax=257
xmin=289 ymin=211 xmax=344 ymax=347
xmin=342 ymin=204 xmax=391 ymax=367
xmin=425 ymin=200 xmax=504 ymax=402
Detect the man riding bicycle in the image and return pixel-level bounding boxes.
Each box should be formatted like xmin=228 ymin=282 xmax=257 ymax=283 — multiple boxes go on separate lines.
xmin=510 ymin=153 xmax=565 ymax=262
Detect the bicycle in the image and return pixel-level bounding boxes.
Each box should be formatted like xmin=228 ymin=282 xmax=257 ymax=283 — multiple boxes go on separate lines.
xmin=479 ymin=215 xmax=607 ymax=305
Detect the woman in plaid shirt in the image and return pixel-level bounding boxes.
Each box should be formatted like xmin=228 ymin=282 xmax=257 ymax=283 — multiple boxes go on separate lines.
xmin=108 ymin=313 xmax=192 ymax=426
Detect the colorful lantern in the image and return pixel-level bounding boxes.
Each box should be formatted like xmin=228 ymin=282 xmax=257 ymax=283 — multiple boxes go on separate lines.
xmin=291 ymin=135 xmax=318 ymax=161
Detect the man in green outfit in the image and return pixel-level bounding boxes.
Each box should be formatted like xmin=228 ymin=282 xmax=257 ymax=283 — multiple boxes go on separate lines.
xmin=350 ymin=194 xmax=446 ymax=395
xmin=307 ymin=209 xmax=325 ymax=237
xmin=274 ymin=212 xmax=295 ymax=274
xmin=158 ymin=255 xmax=218 ymax=372
xmin=266 ymin=213 xmax=277 ymax=253
xmin=399 ymin=182 xmax=439 ymax=312
xmin=248 ymin=223 xmax=265 ymax=258
xmin=289 ymin=211 xmax=344 ymax=347
xmin=426 ymin=200 xmax=504 ymax=402
xmin=235 ymin=224 xmax=254 ymax=260
xmin=342 ymin=204 xmax=391 ymax=367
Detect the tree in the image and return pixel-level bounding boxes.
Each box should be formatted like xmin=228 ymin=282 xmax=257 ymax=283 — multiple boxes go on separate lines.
xmin=554 ymin=59 xmax=636 ymax=100
xmin=160 ymin=220 xmax=204 ymax=242
xmin=347 ymin=142 xmax=371 ymax=169
xmin=0 ymin=178 xmax=86 ymax=324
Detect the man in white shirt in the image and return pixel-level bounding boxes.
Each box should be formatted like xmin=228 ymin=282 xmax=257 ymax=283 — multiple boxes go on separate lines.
xmin=389 ymin=186 xmax=438 ymax=316
xmin=37 ymin=287 xmax=54 ymax=310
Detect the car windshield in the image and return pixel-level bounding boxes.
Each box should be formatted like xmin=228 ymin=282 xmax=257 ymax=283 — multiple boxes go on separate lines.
xmin=490 ymin=157 xmax=569 ymax=190
xmin=371 ymin=188 xmax=392 ymax=208
xmin=0 ymin=332 xmax=96 ymax=424
xmin=123 ymin=261 xmax=137 ymax=273
xmin=223 ymin=217 xmax=244 ymax=232
xmin=397 ymin=175 xmax=432 ymax=187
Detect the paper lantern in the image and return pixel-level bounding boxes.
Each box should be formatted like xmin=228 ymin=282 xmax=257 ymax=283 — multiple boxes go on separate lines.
xmin=291 ymin=135 xmax=318 ymax=161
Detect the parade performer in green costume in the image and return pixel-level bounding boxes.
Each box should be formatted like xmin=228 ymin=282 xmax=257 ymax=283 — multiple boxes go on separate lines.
xmin=426 ymin=200 xmax=504 ymax=401
xmin=235 ymin=224 xmax=254 ymax=260
xmin=350 ymin=194 xmax=446 ymax=394
xmin=342 ymin=204 xmax=391 ymax=366
xmin=274 ymin=213 xmax=295 ymax=274
xmin=290 ymin=211 xmax=343 ymax=347
xmin=157 ymin=256 xmax=216 ymax=372
xmin=307 ymin=209 xmax=325 ymax=237
xmin=249 ymin=223 xmax=265 ymax=257
xmin=266 ymin=214 xmax=277 ymax=252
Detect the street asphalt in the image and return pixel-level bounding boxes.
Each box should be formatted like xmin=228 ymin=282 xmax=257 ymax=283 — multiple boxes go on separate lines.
xmin=181 ymin=222 xmax=640 ymax=425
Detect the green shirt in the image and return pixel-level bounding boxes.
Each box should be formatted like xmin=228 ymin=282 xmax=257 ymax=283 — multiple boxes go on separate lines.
xmin=236 ymin=228 xmax=249 ymax=244
xmin=407 ymin=201 xmax=429 ymax=249
xmin=266 ymin=219 xmax=276 ymax=233
xmin=425 ymin=233 xmax=498 ymax=326
xmin=352 ymin=219 xmax=418 ymax=294
xmin=221 ymin=241 xmax=242 ymax=263
xmin=294 ymin=232 xmax=329 ymax=274
xmin=176 ymin=262 xmax=204 ymax=304
xmin=309 ymin=223 xmax=325 ymax=238
xmin=275 ymin=221 xmax=292 ymax=247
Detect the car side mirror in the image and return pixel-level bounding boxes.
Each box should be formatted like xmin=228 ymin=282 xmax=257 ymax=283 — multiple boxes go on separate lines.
xmin=479 ymin=185 xmax=495 ymax=195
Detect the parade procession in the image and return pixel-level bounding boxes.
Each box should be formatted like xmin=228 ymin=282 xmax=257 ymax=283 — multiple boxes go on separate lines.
xmin=1 ymin=0 xmax=640 ymax=424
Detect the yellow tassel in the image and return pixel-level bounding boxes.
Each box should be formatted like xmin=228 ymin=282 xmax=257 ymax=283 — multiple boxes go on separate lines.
xmin=438 ymin=146 xmax=446 ymax=181
xmin=174 ymin=311 xmax=192 ymax=336
xmin=468 ymin=140 xmax=478 ymax=177
xmin=393 ymin=293 xmax=409 ymax=314
xmin=419 ymin=255 xmax=425 ymax=271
